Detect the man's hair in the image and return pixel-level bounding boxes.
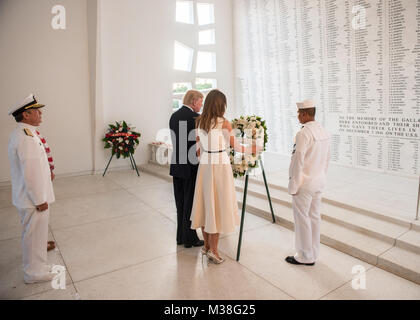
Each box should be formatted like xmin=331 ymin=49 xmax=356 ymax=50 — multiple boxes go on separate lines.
xmin=299 ymin=107 xmax=316 ymax=117
xmin=183 ymin=90 xmax=204 ymax=106
xmin=14 ymin=112 xmax=24 ymax=123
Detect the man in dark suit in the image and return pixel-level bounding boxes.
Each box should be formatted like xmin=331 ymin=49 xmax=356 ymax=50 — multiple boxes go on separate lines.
xmin=170 ymin=90 xmax=205 ymax=248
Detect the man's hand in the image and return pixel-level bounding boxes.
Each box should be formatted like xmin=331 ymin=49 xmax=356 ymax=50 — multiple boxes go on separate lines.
xmin=36 ymin=202 xmax=49 ymax=212
xmin=51 ymin=170 xmax=55 ymax=181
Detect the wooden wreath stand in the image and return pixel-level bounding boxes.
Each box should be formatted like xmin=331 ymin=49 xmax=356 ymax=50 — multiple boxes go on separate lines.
xmin=236 ymin=157 xmax=276 ymax=261
xmin=102 ymin=152 xmax=140 ymax=177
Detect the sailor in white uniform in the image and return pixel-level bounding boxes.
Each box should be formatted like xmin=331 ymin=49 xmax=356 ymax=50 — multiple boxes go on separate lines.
xmin=286 ymin=99 xmax=331 ymax=266
xmin=8 ymin=94 xmax=58 ymax=283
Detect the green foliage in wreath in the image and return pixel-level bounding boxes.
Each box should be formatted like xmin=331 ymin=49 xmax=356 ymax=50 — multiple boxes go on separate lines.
xmin=230 ymin=115 xmax=268 ymax=178
xmin=102 ymin=121 xmax=141 ymax=159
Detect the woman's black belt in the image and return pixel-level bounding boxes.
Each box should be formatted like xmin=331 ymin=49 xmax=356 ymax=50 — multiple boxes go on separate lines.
xmin=203 ymin=149 xmax=226 ymax=153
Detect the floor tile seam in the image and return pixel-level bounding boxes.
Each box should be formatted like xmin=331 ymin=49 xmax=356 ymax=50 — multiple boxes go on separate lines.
xmin=138 ymin=171 xmax=172 ymax=183
xmin=316 ymin=280 xmax=352 ymax=300
xmin=117 ymin=173 xmax=171 ymax=190
xmin=122 ymin=185 xmax=173 ymax=203
xmin=219 ymin=223 xmax=397 ymax=299
xmin=217 ymin=222 xmax=278 ymax=243
xmin=216 ymin=239 xmax=339 ymax=301
xmin=0 ymin=185 xmax=135 ymax=214
xmin=0 ymin=208 xmax=156 ymax=242
xmin=376 ymin=238 xmax=399 ymax=260
xmin=216 ymin=227 xmax=298 ymax=300
xmin=16 ymin=285 xmax=77 ymax=300
xmin=137 ymin=168 xmax=173 ymax=183
xmin=202 ymin=243 xmax=297 ymax=300
xmin=49 ymin=207 xmax=160 ymax=232
xmin=154 ymin=208 xmax=177 ymax=225
xmin=53 ymin=187 xmax=126 ymax=202
xmin=71 ymin=250 xmax=184 ymax=285
xmin=371 ymin=240 xmax=420 ymax=284
xmin=225 ymin=258 xmax=297 ymax=300
xmin=376 ymin=237 xmax=420 ymax=276
xmin=316 ymin=264 xmax=378 ymax=300
xmin=49 ymin=226 xmax=78 ymax=290
xmin=16 ymin=279 xmax=79 ymax=300
xmin=137 ymin=168 xmax=170 ymax=178
xmin=395 ymin=226 xmax=418 ymax=243
xmin=230 ymin=222 xmax=276 ymax=238
xmin=108 ymin=179 xmax=169 ymax=191
xmin=144 ymin=204 xmax=179 ymax=213
xmin=57 ymin=175 xmax=123 ymax=191
xmin=15 ymin=228 xmax=80 ymax=300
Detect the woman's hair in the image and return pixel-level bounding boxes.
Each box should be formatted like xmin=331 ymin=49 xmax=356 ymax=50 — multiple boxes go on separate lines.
xmin=183 ymin=90 xmax=204 ymax=106
xmin=195 ymin=89 xmax=227 ymax=133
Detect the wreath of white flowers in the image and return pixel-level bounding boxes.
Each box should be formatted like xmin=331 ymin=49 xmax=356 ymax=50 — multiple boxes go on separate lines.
xmin=230 ymin=115 xmax=268 ymax=178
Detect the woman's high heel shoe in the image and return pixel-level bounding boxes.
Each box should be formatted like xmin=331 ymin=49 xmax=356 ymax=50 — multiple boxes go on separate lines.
xmin=207 ymin=250 xmax=225 ymax=264
xmin=201 ymin=247 xmax=209 ymax=255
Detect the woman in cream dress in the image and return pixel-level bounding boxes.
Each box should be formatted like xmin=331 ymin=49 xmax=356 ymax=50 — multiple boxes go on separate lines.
xmin=191 ymin=90 xmax=261 ymax=264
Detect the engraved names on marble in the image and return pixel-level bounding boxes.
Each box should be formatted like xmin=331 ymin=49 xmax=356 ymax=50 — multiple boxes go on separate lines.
xmin=234 ymin=0 xmax=420 ymax=175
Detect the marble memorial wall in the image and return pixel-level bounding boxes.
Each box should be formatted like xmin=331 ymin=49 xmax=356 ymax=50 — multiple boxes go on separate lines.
xmin=234 ymin=0 xmax=420 ymax=176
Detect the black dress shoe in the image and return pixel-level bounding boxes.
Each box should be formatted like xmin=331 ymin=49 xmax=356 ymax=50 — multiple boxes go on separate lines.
xmin=184 ymin=240 xmax=204 ymax=248
xmin=285 ymin=256 xmax=315 ymax=266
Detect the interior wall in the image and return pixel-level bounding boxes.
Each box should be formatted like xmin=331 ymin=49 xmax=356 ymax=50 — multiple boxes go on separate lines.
xmin=0 ymin=0 xmax=93 ymax=183
xmin=97 ymin=0 xmax=235 ymax=169
xmin=0 ymin=0 xmax=236 ymax=182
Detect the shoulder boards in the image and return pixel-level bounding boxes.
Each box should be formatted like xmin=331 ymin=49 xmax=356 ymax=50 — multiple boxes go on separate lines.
xmin=23 ymin=128 xmax=34 ymax=137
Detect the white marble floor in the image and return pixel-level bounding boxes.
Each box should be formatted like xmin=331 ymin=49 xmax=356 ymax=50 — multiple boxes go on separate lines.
xmin=261 ymin=153 xmax=420 ymax=221
xmin=1 ymin=170 xmax=420 ymax=300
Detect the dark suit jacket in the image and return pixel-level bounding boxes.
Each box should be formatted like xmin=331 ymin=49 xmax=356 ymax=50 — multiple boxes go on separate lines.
xmin=169 ymin=106 xmax=199 ymax=179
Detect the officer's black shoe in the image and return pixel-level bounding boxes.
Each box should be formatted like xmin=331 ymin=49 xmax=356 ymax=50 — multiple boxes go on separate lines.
xmin=184 ymin=240 xmax=204 ymax=248
xmin=285 ymin=256 xmax=315 ymax=266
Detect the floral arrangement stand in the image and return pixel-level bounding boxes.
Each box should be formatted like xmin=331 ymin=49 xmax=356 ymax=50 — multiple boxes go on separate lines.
xmin=230 ymin=115 xmax=276 ymax=262
xmin=236 ymin=157 xmax=275 ymax=262
xmin=102 ymin=121 xmax=141 ymax=177
xmin=102 ymin=151 xmax=139 ymax=177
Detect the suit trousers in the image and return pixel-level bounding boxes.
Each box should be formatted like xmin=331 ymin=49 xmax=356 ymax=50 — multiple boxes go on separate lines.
xmin=173 ymin=175 xmax=199 ymax=245
xmin=292 ymin=189 xmax=322 ymax=263
xmin=17 ymin=207 xmax=50 ymax=280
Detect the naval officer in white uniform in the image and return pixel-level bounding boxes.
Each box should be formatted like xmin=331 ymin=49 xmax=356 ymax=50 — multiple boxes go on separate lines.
xmin=286 ymin=99 xmax=331 ymax=266
xmin=8 ymin=94 xmax=58 ymax=283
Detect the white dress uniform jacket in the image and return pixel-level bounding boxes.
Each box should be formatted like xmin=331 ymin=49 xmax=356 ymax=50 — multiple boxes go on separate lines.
xmin=8 ymin=123 xmax=55 ymax=208
xmin=8 ymin=123 xmax=56 ymax=282
xmin=288 ymin=121 xmax=331 ymax=264
xmin=288 ymin=121 xmax=330 ymax=195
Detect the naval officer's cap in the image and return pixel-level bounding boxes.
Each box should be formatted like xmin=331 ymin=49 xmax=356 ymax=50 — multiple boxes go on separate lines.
xmin=296 ymin=99 xmax=315 ymax=109
xmin=8 ymin=94 xmax=45 ymax=117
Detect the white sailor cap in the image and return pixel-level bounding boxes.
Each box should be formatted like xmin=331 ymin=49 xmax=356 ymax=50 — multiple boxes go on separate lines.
xmin=296 ymin=99 xmax=315 ymax=109
xmin=8 ymin=93 xmax=45 ymax=117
